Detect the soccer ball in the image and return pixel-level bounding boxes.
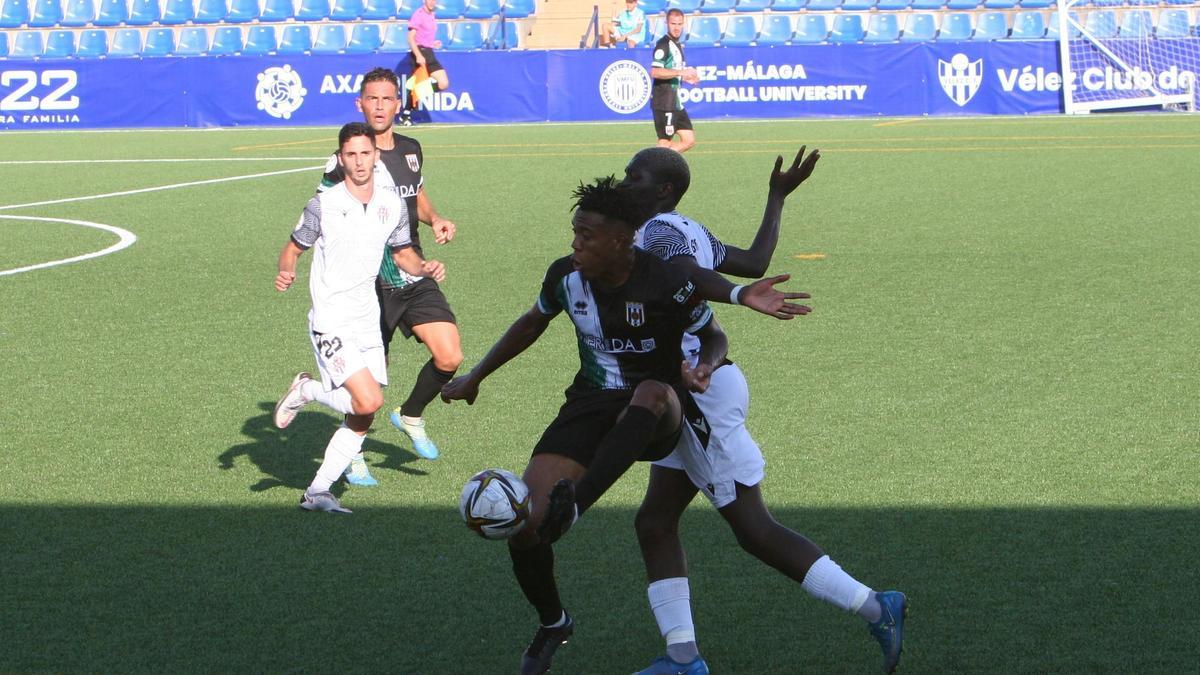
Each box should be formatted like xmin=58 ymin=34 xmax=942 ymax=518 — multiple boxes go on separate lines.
xmin=459 ymin=469 xmax=531 ymax=540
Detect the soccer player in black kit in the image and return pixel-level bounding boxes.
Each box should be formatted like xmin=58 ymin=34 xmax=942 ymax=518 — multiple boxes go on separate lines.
xmin=440 ymin=177 xmax=810 ymax=674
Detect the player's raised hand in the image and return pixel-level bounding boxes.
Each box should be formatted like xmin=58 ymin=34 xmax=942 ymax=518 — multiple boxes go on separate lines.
xmin=681 ymin=360 xmax=714 ymax=394
xmin=275 ymin=270 xmax=296 ymax=292
xmin=431 ymin=217 xmax=457 ymax=244
xmin=739 ymin=274 xmax=811 ymax=320
xmin=769 ymin=146 xmax=821 ymax=199
xmin=441 ymin=374 xmax=480 ymax=405
xmin=421 ymin=259 xmax=446 ymax=283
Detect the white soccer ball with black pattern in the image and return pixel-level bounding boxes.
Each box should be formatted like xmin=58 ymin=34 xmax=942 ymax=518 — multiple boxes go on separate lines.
xmin=459 ymin=469 xmax=531 ymax=540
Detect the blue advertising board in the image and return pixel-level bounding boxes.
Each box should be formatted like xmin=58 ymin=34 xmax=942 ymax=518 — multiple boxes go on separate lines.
xmin=1 ymin=41 xmax=1196 ymax=130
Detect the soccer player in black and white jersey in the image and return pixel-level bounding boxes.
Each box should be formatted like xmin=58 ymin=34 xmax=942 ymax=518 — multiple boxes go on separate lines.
xmin=650 ymin=9 xmax=700 ymax=154
xmin=619 ymin=147 xmax=908 ymax=675
xmin=272 ymin=123 xmax=446 ymax=514
xmin=317 ymin=68 xmax=462 ymax=483
xmin=441 ymin=177 xmax=810 ymax=675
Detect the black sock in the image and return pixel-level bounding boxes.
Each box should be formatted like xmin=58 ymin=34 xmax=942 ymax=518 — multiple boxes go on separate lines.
xmin=400 ymin=359 xmax=456 ymax=418
xmin=575 ymin=405 xmax=660 ymax=514
xmin=510 ymin=542 xmax=563 ymax=626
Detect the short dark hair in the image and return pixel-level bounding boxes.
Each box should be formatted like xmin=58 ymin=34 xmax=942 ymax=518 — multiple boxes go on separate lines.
xmin=631 ymin=146 xmax=691 ymax=205
xmin=666 ymin=7 xmax=684 ymax=19
xmin=338 ymin=122 xmax=376 ymax=150
xmin=571 ymin=175 xmax=636 ymax=230
xmin=360 ymin=67 xmax=399 ymax=95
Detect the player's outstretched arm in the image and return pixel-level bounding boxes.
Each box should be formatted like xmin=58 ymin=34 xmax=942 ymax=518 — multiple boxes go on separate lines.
xmin=686 ymin=264 xmax=810 ymax=320
xmin=275 ymin=240 xmax=305 ymax=292
xmin=392 ymin=247 xmax=446 ymax=283
xmin=441 ymin=307 xmax=553 ymax=405
xmin=719 ymin=146 xmax=820 ymax=279
xmin=683 ymin=316 xmax=728 ymax=394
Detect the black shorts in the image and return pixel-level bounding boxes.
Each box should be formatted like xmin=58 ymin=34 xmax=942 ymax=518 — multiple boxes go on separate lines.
xmin=531 ymin=386 xmax=689 ymax=466
xmin=377 ymin=277 xmax=457 ymax=350
xmin=409 ymin=46 xmax=444 ymax=75
xmin=653 ymin=108 xmax=693 ymax=140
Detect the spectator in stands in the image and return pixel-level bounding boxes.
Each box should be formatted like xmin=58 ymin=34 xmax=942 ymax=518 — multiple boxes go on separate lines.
xmin=601 ymin=0 xmax=647 ymax=48
xmin=398 ymin=0 xmax=449 ymax=126
xmin=651 ymin=8 xmax=699 ymax=153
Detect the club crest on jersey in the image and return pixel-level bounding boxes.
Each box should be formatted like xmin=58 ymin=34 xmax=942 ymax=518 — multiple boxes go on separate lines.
xmin=626 ymin=302 xmax=645 ymax=327
xmin=377 ymin=207 xmax=390 ymax=224
xmin=405 ymin=154 xmax=420 ymax=172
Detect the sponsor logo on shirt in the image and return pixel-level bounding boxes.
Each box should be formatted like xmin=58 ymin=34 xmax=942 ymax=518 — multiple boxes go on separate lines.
xmin=584 ymin=335 xmax=657 ymax=353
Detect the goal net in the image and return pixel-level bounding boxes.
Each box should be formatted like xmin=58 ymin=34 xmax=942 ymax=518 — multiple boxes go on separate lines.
xmin=1057 ymin=1 xmax=1198 ymax=114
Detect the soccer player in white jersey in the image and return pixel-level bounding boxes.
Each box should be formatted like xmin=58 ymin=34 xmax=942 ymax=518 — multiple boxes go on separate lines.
xmin=271 ymin=122 xmax=446 ymax=514
xmin=618 ymin=147 xmax=908 ymax=674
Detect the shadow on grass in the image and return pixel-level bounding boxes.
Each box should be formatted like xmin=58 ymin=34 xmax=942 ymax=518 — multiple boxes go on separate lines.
xmin=1 ymin=505 xmax=1196 ymax=673
xmin=217 ymin=403 xmax=428 ymax=493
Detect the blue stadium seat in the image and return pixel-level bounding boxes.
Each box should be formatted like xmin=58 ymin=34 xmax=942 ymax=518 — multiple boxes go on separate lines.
xmin=1127 ymin=0 xmax=1157 ymax=5
xmin=29 ymin=0 xmax=63 ymax=27
xmin=982 ymin=0 xmax=1014 ymax=7
xmin=43 ymin=30 xmax=76 ymax=57
xmin=973 ymin=11 xmax=1007 ymax=39
xmin=488 ymin=16 xmax=521 ymax=47
xmin=436 ymin=0 xmax=464 ymax=18
xmin=396 ymin=0 xmax=419 ymax=18
xmin=733 ymin=0 xmax=771 ymax=10
xmin=938 ymin=13 xmax=973 ymax=39
xmin=260 ymin=0 xmax=292 ymax=20
xmin=643 ymin=15 xmax=665 ymax=44
xmin=1156 ymin=9 xmax=1189 ymax=38
xmin=109 ymin=28 xmax=141 ymax=56
xmin=143 ymin=27 xmax=175 ymax=55
xmin=829 ymin=14 xmax=864 ymax=42
xmin=1119 ymin=9 xmax=1152 ymax=37
xmin=503 ymin=0 xmax=534 ymax=17
xmin=297 ymin=0 xmax=331 ymax=20
xmin=278 ymin=23 xmax=312 ymax=52
xmin=464 ymin=0 xmax=499 ymax=18
xmin=722 ymin=15 xmax=757 ymax=46
xmin=909 ymin=0 xmax=943 ymax=9
xmin=668 ymin=0 xmax=702 ymax=12
xmin=900 ymin=12 xmax=936 ymax=41
xmin=0 ymin=31 xmax=7 ymax=54
xmin=192 ymin=0 xmax=227 ymax=24
xmin=1085 ymin=10 xmax=1117 ymax=38
xmin=61 ymin=0 xmax=95 ymax=26
xmin=381 ymin=21 xmax=408 ymax=50
xmin=128 ymin=0 xmax=161 ymax=25
xmin=1008 ymin=11 xmax=1044 ymax=38
xmin=639 ymin=0 xmax=667 ymax=11
xmin=768 ymin=0 xmax=804 ymax=8
xmin=362 ymin=0 xmax=394 ymax=19
xmin=875 ymin=0 xmax=910 ymax=9
xmin=447 ymin=19 xmax=484 ymax=48
xmin=94 ymin=0 xmax=127 ymax=25
xmin=227 ymin=0 xmax=260 ymax=21
xmin=435 ymin=20 xmax=449 ymax=44
xmin=842 ymin=0 xmax=876 ymax=10
xmin=1045 ymin=11 xmax=1081 ymax=39
xmin=700 ymin=0 xmax=735 ymax=12
xmin=1017 ymin=0 xmax=1051 ymax=7
xmin=12 ymin=30 xmax=43 ymax=56
xmin=806 ymin=0 xmax=842 ymax=9
xmin=243 ymin=25 xmax=277 ymax=54
xmin=162 ymin=0 xmax=195 ymax=24
xmin=792 ymin=14 xmax=828 ymax=43
xmin=332 ymin=0 xmax=364 ymax=19
xmin=945 ymin=0 xmax=978 ymax=10
xmin=346 ymin=22 xmax=382 ymax=51
xmin=684 ymin=16 xmax=721 ymax=45
xmin=757 ymin=15 xmax=792 ymax=45
xmin=864 ymin=13 xmax=900 ymax=42
xmin=1089 ymin=0 xmax=1121 ymax=6
xmin=76 ymin=28 xmax=107 ymax=56
xmin=313 ymin=23 xmax=347 ymax=51
xmin=176 ymin=26 xmax=209 ymax=54
xmin=209 ymin=25 xmax=243 ymax=54
xmin=0 ymin=0 xmax=30 ymax=28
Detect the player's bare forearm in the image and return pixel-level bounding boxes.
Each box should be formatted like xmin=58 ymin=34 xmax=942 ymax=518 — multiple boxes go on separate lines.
xmin=694 ymin=317 xmax=728 ymax=374
xmin=392 ymin=247 xmax=445 ymax=282
xmin=688 ymin=265 xmax=741 ymax=305
xmin=719 ymin=199 xmax=783 ymax=278
xmin=275 ymin=240 xmax=304 ymax=292
xmin=466 ymin=308 xmax=552 ymax=384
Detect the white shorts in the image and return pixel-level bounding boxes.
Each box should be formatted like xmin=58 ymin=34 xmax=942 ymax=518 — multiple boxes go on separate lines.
xmin=654 ymin=363 xmax=765 ymax=509
xmin=308 ymin=325 xmax=388 ymax=391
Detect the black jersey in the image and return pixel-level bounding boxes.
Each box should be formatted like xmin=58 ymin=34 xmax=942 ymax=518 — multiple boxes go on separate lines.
xmin=651 ymin=35 xmax=686 ymax=112
xmin=320 ymin=133 xmax=426 ymax=288
xmin=536 ymin=249 xmax=713 ymax=394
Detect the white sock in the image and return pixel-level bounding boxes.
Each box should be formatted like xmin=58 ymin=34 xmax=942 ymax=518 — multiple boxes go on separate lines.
xmin=301 ymin=380 xmax=355 ymax=415
xmin=309 ymin=424 xmax=365 ymax=493
xmin=648 ymin=577 xmax=697 ymax=648
xmin=801 ymin=555 xmax=875 ymax=619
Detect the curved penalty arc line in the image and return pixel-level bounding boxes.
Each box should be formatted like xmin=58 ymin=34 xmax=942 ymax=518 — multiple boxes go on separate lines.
xmin=0 ymin=214 xmax=137 ymax=277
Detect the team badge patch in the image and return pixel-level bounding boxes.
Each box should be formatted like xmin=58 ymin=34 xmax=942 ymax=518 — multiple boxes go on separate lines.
xmin=626 ymin=302 xmax=645 ymax=327
xmin=378 ymin=207 xmax=390 ymax=224
xmin=406 ymin=154 xmax=420 ymax=172
xmin=938 ymin=53 xmax=984 ymax=107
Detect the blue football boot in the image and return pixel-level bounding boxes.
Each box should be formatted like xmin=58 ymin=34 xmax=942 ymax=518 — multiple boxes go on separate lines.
xmin=868 ymin=591 xmax=908 ymax=673
xmin=389 ymin=409 xmax=439 ymax=460
xmin=343 ymin=455 xmax=378 ymax=487
xmin=635 ymin=655 xmax=710 ymax=674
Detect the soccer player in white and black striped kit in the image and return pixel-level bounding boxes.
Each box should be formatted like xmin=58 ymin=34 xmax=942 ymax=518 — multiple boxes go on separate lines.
xmin=441 ymin=177 xmax=810 ymax=675
xmin=619 ymin=147 xmax=908 ymax=675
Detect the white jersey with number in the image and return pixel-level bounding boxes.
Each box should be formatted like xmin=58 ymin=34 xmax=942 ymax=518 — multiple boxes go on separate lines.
xmin=291 ymin=182 xmax=412 ymax=342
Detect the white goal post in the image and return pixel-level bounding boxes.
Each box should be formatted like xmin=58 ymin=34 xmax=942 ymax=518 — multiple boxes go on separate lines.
xmin=1056 ymin=0 xmax=1197 ymax=114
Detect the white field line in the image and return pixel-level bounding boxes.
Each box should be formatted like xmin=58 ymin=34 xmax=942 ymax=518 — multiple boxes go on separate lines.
xmin=0 ymin=215 xmax=137 ymax=277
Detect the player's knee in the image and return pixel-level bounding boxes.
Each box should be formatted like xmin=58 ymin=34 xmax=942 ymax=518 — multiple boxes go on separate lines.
xmin=630 ymin=380 xmax=672 ymax=416
xmin=634 ymin=504 xmax=677 ymax=544
xmin=731 ymin=519 xmax=775 ymax=557
xmin=433 ymin=347 xmax=463 ymax=372
xmin=351 ymin=390 xmax=384 ymax=415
